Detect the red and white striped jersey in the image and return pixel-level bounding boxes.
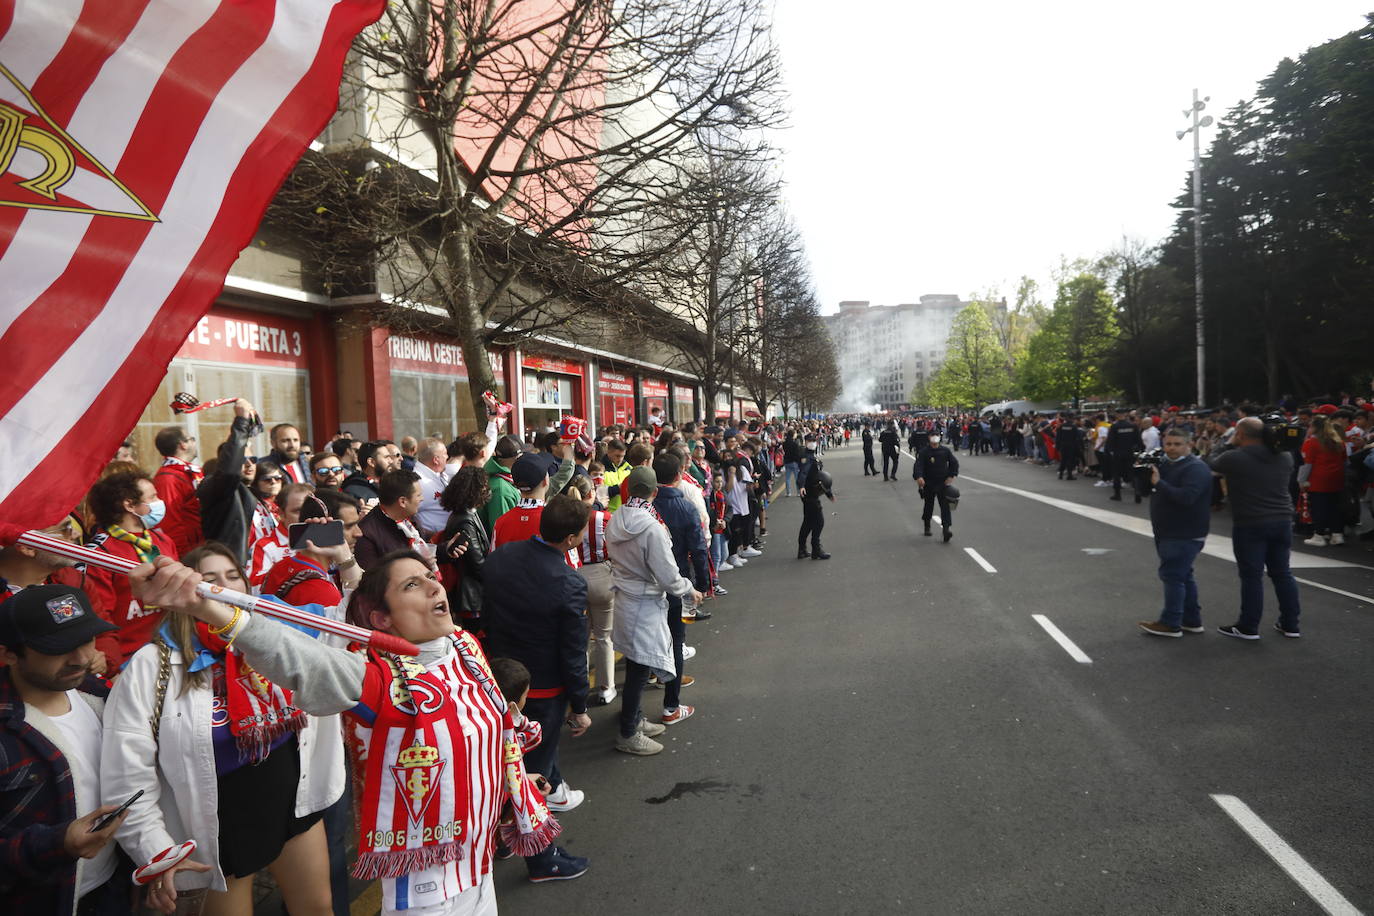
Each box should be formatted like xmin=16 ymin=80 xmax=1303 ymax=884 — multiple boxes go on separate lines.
xmin=579 ymin=509 xmax=611 ymax=565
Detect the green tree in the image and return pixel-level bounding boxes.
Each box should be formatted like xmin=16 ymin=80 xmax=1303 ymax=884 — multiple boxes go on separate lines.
xmin=1019 ymin=273 xmax=1116 ymax=408
xmin=925 ymin=304 xmax=1010 ymax=409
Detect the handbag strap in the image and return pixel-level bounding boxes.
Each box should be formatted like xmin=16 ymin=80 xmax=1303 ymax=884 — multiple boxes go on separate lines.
xmin=149 ymin=638 xmax=171 ymax=743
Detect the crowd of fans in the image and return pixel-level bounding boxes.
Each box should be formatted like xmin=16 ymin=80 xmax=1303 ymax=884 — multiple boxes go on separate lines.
xmin=832 ymin=398 xmax=1374 ymax=545
xmin=0 ymin=395 xmax=853 ymax=916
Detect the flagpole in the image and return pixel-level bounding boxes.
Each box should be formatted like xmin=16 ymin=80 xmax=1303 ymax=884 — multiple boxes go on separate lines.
xmin=17 ymin=531 xmax=420 ymax=656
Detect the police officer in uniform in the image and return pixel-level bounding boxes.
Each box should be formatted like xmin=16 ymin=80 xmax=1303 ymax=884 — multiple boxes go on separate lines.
xmin=1055 ymin=415 xmax=1084 ymax=480
xmin=797 ymin=434 xmax=834 ymax=559
xmin=878 ymin=421 xmax=901 ymax=480
xmin=1105 ymin=409 xmax=1143 ymax=502
xmin=915 ymin=432 xmax=960 ymax=541
xmin=861 ymin=425 xmax=877 ymax=477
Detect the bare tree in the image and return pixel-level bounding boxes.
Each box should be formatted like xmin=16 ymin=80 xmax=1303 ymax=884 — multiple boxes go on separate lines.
xmin=632 ymin=149 xmax=780 ymax=421
xmin=272 ymin=0 xmax=784 ymax=420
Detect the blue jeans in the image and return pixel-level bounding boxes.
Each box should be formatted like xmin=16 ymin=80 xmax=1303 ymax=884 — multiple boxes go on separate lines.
xmin=1155 ymin=537 xmax=1204 ymax=628
xmin=711 ymin=531 xmax=728 ymax=567
xmin=783 ymin=462 xmax=799 ymax=495
xmin=1231 ymin=521 xmax=1302 ymax=632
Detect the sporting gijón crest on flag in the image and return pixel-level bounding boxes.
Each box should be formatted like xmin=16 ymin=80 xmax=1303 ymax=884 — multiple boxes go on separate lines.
xmin=0 ymin=0 xmax=383 ymax=540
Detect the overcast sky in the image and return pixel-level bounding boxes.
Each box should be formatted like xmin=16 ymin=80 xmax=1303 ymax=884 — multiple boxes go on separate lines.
xmin=771 ymin=1 xmax=1370 ymax=313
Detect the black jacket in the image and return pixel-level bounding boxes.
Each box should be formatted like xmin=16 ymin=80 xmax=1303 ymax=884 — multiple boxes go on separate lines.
xmin=340 ymin=471 xmax=379 ymax=503
xmin=1106 ymin=420 xmax=1142 ymax=456
xmin=653 ymin=486 xmax=710 ymax=588
xmin=354 ymin=508 xmax=415 ymax=570
xmin=915 ymin=445 xmax=959 ymax=484
xmin=861 ymin=430 xmax=874 ymax=452
xmin=438 ymin=508 xmax=489 ymax=615
xmin=879 ymin=428 xmax=900 ymax=454
xmin=782 ymin=439 xmax=802 ymax=464
xmin=483 ymin=538 xmax=590 ymax=714
xmin=1055 ymin=425 xmax=1083 ymax=454
xmin=197 ymin=415 xmax=259 ymax=564
xmin=797 ymin=455 xmax=828 ymax=502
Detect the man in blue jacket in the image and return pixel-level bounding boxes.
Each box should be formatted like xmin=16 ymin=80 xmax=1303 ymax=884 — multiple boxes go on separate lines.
xmin=652 ymin=453 xmax=711 ymax=725
xmin=482 ymin=495 xmax=592 ymax=881
xmin=1138 ymin=428 xmax=1214 ymax=637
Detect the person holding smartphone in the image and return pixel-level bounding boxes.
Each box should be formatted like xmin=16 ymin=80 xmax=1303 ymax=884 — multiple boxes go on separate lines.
xmin=0 ymin=585 xmax=166 ymax=916
xmin=436 ymin=467 xmax=489 ymax=630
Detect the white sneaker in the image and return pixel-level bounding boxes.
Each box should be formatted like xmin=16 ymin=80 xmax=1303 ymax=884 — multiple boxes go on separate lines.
xmin=1303 ymin=534 xmax=1329 ymax=546
xmin=543 ymin=782 xmax=585 ymax=812
xmin=717 ymin=560 xmax=734 ymax=571
xmin=1330 ymin=532 xmax=1345 ymax=546
xmin=1093 ymin=480 xmax=1111 ymax=488
xmin=683 ymin=645 xmax=696 ymax=661
xmin=740 ymin=547 xmax=762 ymax=558
xmin=592 ymin=685 xmax=617 ymax=706
xmin=728 ymin=555 xmax=746 ymax=566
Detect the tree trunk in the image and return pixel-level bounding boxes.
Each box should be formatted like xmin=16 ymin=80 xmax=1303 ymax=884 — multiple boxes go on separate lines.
xmin=441 ymin=218 xmax=497 ymax=423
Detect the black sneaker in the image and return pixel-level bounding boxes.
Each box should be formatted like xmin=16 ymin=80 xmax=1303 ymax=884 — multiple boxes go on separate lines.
xmin=942 ymin=529 xmax=953 ymax=542
xmin=1217 ymin=624 xmax=1260 ymax=641
xmin=1272 ymin=623 xmax=1301 ymax=638
xmin=528 ymin=847 xmax=589 ymax=882
xmin=797 ymin=548 xmax=809 ymax=559
xmin=811 ymin=551 xmax=831 ymax=560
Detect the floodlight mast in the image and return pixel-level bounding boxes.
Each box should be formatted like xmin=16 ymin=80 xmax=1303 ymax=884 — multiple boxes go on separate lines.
xmin=1177 ymin=89 xmax=1212 ymax=408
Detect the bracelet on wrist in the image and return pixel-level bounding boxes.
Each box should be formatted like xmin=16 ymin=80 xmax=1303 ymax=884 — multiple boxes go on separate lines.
xmin=207 ymin=606 xmax=242 ymax=636
xmin=338 ymin=557 xmax=358 ymax=571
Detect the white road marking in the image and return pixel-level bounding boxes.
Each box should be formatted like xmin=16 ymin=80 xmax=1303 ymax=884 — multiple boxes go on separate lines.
xmin=965 ymin=547 xmax=997 ymax=573
xmin=1210 ymin=795 xmax=1362 ymax=916
xmin=1031 ymin=614 xmax=1093 ymax=664
xmin=1292 ymin=577 xmax=1374 ymax=606
xmin=959 ymin=474 xmax=1370 ymax=573
xmin=1082 ymin=548 xmax=1114 ymax=556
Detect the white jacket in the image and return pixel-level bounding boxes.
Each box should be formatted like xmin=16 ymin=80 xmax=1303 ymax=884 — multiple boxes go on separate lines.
xmin=605 ymin=506 xmax=692 ymax=676
xmin=100 ymin=641 xmax=345 ymax=892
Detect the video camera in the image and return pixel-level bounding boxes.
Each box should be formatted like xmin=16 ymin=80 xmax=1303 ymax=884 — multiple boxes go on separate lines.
xmin=1132 ymin=447 xmax=1167 ymax=470
xmin=1259 ymin=413 xmax=1304 ymax=453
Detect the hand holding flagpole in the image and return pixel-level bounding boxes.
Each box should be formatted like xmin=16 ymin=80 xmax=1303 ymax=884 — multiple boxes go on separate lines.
xmin=15 ymin=531 xmax=419 ymax=656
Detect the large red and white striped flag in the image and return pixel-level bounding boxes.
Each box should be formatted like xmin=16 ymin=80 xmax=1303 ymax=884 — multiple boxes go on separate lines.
xmin=0 ymin=0 xmax=382 ymax=540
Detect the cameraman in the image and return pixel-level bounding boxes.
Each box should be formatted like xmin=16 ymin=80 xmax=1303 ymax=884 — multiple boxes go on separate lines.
xmin=1137 ymin=429 xmax=1213 ymax=637
xmin=1206 ymin=417 xmax=1303 ymax=639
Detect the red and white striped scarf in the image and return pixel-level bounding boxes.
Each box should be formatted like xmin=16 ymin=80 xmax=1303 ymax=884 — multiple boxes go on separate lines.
xmin=161 ymin=455 xmax=204 ymax=483
xmin=353 ymin=631 xmax=558 ymax=880
xmin=196 ymin=622 xmax=306 ymax=763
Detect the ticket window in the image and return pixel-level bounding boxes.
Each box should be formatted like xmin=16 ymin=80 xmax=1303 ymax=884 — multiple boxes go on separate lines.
xmin=392 ymin=373 xmax=459 ymax=444
xmin=523 ymin=371 xmax=576 ymax=439
xmin=673 ymin=390 xmax=695 ymax=425
xmin=127 ymin=362 xmax=311 ymax=469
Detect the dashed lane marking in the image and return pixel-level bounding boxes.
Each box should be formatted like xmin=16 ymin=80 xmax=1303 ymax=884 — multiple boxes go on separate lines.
xmin=1031 ymin=614 xmax=1093 ymax=664
xmin=959 ymin=474 xmax=1369 ymax=574
xmin=1211 ymin=794 xmax=1363 ymax=916
xmin=964 ymin=547 xmax=997 ymax=573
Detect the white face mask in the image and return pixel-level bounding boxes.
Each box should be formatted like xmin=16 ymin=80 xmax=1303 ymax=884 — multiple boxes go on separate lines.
xmin=929 ymin=437 xmax=941 ymax=447
xmin=137 ymin=499 xmax=167 ymax=528
xmin=805 ymin=442 xmax=818 ymax=451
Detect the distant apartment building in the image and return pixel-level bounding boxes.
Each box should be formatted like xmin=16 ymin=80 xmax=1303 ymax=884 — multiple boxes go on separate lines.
xmin=823 ymin=296 xmax=1005 ymax=410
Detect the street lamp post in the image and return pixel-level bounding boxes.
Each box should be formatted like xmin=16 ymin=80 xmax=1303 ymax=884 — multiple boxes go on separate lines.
xmin=1177 ymin=89 xmax=1213 ymax=408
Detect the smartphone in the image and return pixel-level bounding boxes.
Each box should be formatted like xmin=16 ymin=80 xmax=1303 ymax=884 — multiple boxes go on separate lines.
xmin=288 ymin=519 xmax=345 ymax=549
xmin=90 ymin=789 xmax=143 ymax=832
xmin=446 ymin=531 xmax=470 ymax=557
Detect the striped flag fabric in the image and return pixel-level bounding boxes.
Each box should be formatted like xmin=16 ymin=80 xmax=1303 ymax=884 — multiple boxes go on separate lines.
xmin=0 ymin=0 xmax=382 ymax=541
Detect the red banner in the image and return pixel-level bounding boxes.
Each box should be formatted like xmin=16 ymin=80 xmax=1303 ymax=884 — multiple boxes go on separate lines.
xmin=386 ymin=333 xmax=502 ymax=378
xmin=523 ymin=353 xmax=585 ymax=376
xmin=180 ymin=306 xmax=310 ymax=369
xmin=597 ymin=369 xmax=634 ymax=395
xmin=641 ymin=377 xmax=669 ymax=398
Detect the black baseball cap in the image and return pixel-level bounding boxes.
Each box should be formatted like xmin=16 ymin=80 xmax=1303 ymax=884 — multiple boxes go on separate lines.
xmin=511 ymin=453 xmax=550 ymax=491
xmin=0 ymin=585 xmax=116 ymax=655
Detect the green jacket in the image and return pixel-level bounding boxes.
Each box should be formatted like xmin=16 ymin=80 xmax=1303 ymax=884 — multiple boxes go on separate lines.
xmin=482 ymin=455 xmax=519 ymax=535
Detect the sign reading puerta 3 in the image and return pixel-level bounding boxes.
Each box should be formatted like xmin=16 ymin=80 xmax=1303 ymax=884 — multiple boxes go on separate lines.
xmin=179 ymin=307 xmax=309 ymax=369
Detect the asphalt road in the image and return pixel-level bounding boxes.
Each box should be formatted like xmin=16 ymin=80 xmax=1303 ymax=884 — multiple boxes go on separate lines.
xmin=486 ymin=444 xmax=1374 ymax=916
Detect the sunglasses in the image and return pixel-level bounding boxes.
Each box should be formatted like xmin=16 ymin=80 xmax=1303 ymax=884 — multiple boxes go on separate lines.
xmin=315 ymin=466 xmax=345 ymax=475
xmin=258 ymin=475 xmax=284 ymax=484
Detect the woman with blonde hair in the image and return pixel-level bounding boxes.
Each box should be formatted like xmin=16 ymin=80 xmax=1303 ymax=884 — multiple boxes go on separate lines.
xmin=101 ymin=541 xmax=344 ymax=916
xmin=1300 ymin=415 xmax=1348 ymax=546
